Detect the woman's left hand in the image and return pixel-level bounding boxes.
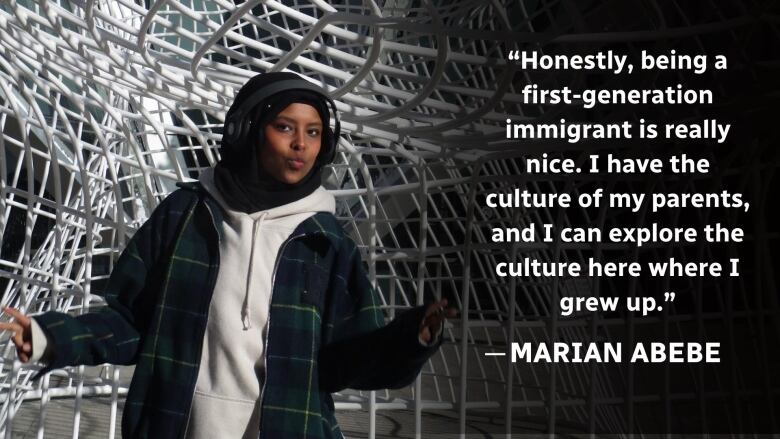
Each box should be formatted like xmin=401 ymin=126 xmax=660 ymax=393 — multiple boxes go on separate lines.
xmin=419 ymin=299 xmax=458 ymax=345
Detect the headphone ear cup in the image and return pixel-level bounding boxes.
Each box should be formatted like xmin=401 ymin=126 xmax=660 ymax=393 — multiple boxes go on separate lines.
xmin=320 ymin=128 xmax=336 ymax=164
xmin=329 ymin=128 xmax=338 ymax=163
xmin=237 ymin=118 xmax=252 ymax=148
xmin=223 ymin=115 xmax=243 ymax=145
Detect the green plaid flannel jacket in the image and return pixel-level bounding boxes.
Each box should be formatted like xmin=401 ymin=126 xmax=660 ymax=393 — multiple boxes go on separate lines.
xmin=33 ymin=182 xmax=440 ymax=439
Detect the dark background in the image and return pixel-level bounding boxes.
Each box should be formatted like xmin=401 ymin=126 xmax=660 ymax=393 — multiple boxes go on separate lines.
xmin=472 ymin=0 xmax=780 ymax=434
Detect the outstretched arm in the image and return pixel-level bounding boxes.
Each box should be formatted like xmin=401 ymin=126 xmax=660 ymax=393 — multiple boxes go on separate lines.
xmin=1 ymin=235 xmax=148 ymax=376
xmin=29 ymin=224 xmax=155 ymax=376
xmin=8 ymin=193 xmax=190 ymax=379
xmin=319 ymin=300 xmax=455 ymax=393
xmin=317 ymin=237 xmax=456 ymax=393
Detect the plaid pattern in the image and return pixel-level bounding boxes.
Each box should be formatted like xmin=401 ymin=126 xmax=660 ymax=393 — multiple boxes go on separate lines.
xmin=33 ymin=182 xmax=439 ymax=439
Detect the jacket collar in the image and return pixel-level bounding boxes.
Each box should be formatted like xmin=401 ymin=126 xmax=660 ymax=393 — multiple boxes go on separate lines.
xmin=176 ymin=180 xmax=343 ymax=247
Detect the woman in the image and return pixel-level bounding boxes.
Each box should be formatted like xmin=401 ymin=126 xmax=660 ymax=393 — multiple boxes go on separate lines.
xmin=0 ymin=72 xmax=456 ymax=439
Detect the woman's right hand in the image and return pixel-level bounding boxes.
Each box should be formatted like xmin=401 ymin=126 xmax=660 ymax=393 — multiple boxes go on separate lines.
xmin=0 ymin=307 xmax=33 ymax=363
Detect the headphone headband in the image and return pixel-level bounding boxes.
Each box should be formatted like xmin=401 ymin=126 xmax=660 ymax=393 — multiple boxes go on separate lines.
xmin=231 ymin=80 xmax=329 ymax=119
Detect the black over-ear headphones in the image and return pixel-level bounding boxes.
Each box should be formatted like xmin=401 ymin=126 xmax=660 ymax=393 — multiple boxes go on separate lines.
xmin=223 ymin=79 xmax=341 ymax=165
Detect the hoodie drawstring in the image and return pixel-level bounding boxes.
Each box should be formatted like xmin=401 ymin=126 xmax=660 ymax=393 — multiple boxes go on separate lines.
xmin=242 ymin=211 xmax=268 ymax=330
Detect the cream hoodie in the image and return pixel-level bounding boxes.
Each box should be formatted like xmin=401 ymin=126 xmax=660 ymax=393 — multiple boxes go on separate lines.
xmin=180 ymin=167 xmax=336 ymax=439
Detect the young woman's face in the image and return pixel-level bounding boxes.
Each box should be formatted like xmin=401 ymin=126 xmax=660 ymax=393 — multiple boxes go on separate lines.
xmin=259 ymin=103 xmax=323 ymax=184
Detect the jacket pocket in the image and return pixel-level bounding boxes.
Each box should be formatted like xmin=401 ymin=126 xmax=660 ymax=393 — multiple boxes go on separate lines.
xmin=301 ymin=263 xmax=324 ymax=308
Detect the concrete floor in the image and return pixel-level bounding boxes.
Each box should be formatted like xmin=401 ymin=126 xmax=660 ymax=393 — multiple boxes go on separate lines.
xmin=6 ymin=368 xmax=548 ymax=439
xmin=9 ymin=397 xmax=545 ymax=438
